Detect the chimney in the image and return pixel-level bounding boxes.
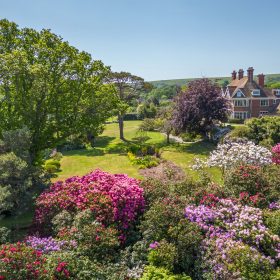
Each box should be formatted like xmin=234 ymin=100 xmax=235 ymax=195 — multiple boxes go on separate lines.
xmin=258 ymin=73 xmax=265 ymax=88
xmin=231 ymin=70 xmax=237 ymax=80
xmin=238 ymin=69 xmax=244 ymax=80
xmin=247 ymin=67 xmax=254 ymax=82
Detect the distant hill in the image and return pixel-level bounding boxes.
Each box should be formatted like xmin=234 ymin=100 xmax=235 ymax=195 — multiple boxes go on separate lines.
xmin=150 ymin=73 xmax=280 ymax=88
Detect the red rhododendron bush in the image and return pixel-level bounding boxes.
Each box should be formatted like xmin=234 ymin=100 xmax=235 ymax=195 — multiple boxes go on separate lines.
xmin=34 ymin=169 xmax=145 ymax=239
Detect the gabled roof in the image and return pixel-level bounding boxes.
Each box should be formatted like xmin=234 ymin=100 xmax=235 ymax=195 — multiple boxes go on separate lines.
xmin=227 ymin=77 xmax=274 ymax=98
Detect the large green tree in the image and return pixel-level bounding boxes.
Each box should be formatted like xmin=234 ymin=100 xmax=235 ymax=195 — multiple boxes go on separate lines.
xmin=107 ymin=72 xmax=145 ymax=140
xmin=0 ymin=19 xmax=117 ymax=163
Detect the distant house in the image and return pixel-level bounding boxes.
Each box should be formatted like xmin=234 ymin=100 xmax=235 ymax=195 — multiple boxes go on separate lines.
xmin=222 ymin=67 xmax=280 ymax=119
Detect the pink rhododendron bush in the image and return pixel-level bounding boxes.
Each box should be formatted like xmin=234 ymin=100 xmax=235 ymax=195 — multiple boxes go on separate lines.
xmin=34 ymin=169 xmax=145 ymax=239
xmin=272 ymin=143 xmax=280 ymax=165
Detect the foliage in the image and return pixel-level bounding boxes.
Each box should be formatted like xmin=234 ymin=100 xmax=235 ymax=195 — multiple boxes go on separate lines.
xmin=0 ymin=227 xmax=11 ymax=244
xmin=148 ymin=240 xmax=177 ymax=271
xmin=0 ymin=19 xmax=117 ymax=163
xmin=272 ymin=143 xmax=280 ymax=165
xmin=138 ymin=118 xmax=161 ymax=132
xmin=245 ymin=116 xmax=280 ymax=146
xmin=137 ymin=102 xmax=157 ymax=119
xmin=264 ymin=210 xmax=280 ymax=236
xmin=107 ymin=71 xmax=145 ymax=139
xmin=224 ymin=165 xmax=267 ymax=197
xmin=128 ymin=152 xmax=160 ymax=169
xmin=172 ymin=78 xmax=230 ymax=138
xmin=0 ymin=243 xmax=47 ymax=279
xmin=44 ymin=159 xmax=61 ymax=173
xmin=34 ymin=169 xmax=145 ymax=239
xmin=141 ymin=265 xmax=191 ymax=280
xmin=227 ymin=125 xmax=249 ymax=139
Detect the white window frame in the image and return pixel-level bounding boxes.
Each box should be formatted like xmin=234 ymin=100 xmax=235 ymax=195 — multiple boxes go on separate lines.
xmin=260 ymin=99 xmax=269 ymax=107
xmin=252 ymin=89 xmax=260 ymax=96
xmin=273 ymin=89 xmax=280 ymax=96
xmin=273 ymin=99 xmax=277 ymax=104
xmin=233 ymin=111 xmax=248 ymax=119
xmin=233 ymin=99 xmax=248 ymax=107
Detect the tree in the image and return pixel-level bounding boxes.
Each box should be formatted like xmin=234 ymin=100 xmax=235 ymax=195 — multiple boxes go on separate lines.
xmin=0 ymin=19 xmax=117 ymax=163
xmin=172 ymin=78 xmax=230 ymax=138
xmin=107 ymin=72 xmax=145 ymax=140
xmin=157 ymin=106 xmax=173 ymax=144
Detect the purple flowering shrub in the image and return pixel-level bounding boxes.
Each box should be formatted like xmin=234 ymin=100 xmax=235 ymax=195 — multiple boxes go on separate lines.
xmin=25 ymin=236 xmax=77 ymax=254
xmin=185 ymin=199 xmax=280 ymax=279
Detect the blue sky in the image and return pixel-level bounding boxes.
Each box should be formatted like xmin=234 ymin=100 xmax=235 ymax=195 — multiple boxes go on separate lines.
xmin=0 ymin=0 xmax=280 ymax=81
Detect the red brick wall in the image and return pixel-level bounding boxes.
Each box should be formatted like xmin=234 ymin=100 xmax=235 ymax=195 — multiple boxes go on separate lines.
xmin=251 ymin=99 xmax=274 ymax=117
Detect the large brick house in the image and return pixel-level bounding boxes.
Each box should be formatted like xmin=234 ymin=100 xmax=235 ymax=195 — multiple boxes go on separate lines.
xmin=222 ymin=67 xmax=280 ymax=119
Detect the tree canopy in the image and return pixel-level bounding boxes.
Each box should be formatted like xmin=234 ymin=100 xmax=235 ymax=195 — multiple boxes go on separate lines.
xmin=172 ymin=78 xmax=230 ymax=137
xmin=0 ymin=19 xmax=117 ymax=162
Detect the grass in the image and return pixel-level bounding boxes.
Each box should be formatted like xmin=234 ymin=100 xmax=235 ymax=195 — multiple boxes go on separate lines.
xmin=56 ymin=120 xmax=221 ymax=182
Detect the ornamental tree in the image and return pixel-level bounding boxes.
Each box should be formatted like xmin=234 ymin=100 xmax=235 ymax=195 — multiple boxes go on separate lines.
xmin=172 ymin=78 xmax=231 ymax=138
xmin=0 ymin=19 xmax=117 ymax=163
xmin=107 ymin=72 xmax=146 ymax=140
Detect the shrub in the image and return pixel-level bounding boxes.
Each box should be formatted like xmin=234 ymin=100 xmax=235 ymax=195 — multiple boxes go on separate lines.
xmin=141 ymin=265 xmax=191 ymax=280
xmin=44 ymin=159 xmax=61 ymax=173
xmin=228 ymin=118 xmax=244 ymax=124
xmin=227 ymin=125 xmax=249 ymax=139
xmin=0 ymin=243 xmax=46 ymax=279
xmin=263 ymin=210 xmax=280 ymax=236
xmin=139 ymin=118 xmax=160 ymax=132
xmin=34 ymin=169 xmax=145 ymax=239
xmin=245 ymin=116 xmax=280 ymax=146
xmin=0 ymin=227 xmax=11 ymax=244
xmin=128 ymin=153 xmax=160 ymax=169
xmin=140 ymin=196 xmax=187 ymax=242
xmin=44 ymin=251 xmax=105 ymax=279
xmin=272 ymin=143 xmax=280 ymax=165
xmin=148 ymin=240 xmax=177 ymax=271
xmin=224 ymin=165 xmax=268 ymax=197
xmin=180 ymin=132 xmax=202 ymax=142
xmin=69 ymin=210 xmax=120 ymax=260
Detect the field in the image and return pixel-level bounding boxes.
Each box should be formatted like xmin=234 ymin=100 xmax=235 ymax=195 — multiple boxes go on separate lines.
xmin=56 ymin=120 xmax=221 ymax=182
xmin=150 ymin=73 xmax=280 ymax=87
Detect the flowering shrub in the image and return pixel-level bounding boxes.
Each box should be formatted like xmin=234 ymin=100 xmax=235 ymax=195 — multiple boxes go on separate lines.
xmin=140 ymin=265 xmax=191 ymax=280
xmin=272 ymin=143 xmax=280 ymax=165
xmin=34 ymin=169 xmax=145 ymax=237
xmin=224 ymin=164 xmax=268 ymax=196
xmin=25 ymin=236 xmax=77 ymax=254
xmin=0 ymin=243 xmax=46 ymax=279
xmin=185 ymin=199 xmax=280 ymax=278
xmin=207 ymin=140 xmax=272 ymax=170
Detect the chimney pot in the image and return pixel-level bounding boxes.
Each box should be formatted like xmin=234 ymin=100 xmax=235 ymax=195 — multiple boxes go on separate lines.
xmin=247 ymin=67 xmax=254 ymax=82
xmin=258 ymin=73 xmax=265 ymax=88
xmin=238 ymin=69 xmax=244 ymax=80
xmin=232 ymin=70 xmax=237 ymax=80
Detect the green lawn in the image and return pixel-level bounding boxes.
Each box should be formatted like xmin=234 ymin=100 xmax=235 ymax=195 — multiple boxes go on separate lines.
xmin=55 ymin=121 xmax=221 ymax=182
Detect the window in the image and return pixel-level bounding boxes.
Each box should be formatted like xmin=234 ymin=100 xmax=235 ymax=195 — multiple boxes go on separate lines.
xmin=234 ymin=99 xmax=248 ymax=107
xmin=273 ymin=99 xmax=277 ymax=104
xmin=259 ymin=111 xmax=268 ymax=116
xmin=252 ymin=90 xmax=260 ymax=96
xmin=233 ymin=112 xmax=247 ymax=119
xmin=260 ymin=99 xmax=269 ymax=106
xmin=273 ymin=89 xmax=280 ymax=96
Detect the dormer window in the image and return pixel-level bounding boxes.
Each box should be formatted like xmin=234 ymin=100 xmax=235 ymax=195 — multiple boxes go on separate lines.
xmin=237 ymin=91 xmax=242 ymax=97
xmin=273 ymin=89 xmax=280 ymax=96
xmin=252 ymin=89 xmax=260 ymax=96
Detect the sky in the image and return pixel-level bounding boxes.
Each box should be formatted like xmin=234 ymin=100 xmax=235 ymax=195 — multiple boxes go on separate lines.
xmin=0 ymin=0 xmax=280 ymax=81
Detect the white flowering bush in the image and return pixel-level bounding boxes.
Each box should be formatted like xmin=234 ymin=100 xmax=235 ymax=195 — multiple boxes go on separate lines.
xmin=192 ymin=140 xmax=272 ymax=171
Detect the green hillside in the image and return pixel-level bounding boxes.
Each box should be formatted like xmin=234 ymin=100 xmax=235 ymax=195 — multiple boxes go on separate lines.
xmin=150 ymin=73 xmax=280 ymax=88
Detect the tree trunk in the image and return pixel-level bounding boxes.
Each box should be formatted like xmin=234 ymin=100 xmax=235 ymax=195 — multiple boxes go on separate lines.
xmin=166 ymin=132 xmax=170 ymax=144
xmin=118 ymin=114 xmax=125 ymax=140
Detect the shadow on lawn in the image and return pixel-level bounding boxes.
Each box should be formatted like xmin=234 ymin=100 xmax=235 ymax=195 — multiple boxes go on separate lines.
xmin=170 ymin=140 xmax=216 ymax=155
xmin=64 ymin=147 xmax=105 ymax=157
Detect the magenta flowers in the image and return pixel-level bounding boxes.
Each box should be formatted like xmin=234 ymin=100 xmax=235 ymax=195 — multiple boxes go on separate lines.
xmin=34 ymin=169 xmax=145 ymax=235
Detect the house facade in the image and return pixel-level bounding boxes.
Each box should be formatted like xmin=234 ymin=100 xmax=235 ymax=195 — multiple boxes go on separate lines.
xmin=222 ymin=67 xmax=280 ymax=119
